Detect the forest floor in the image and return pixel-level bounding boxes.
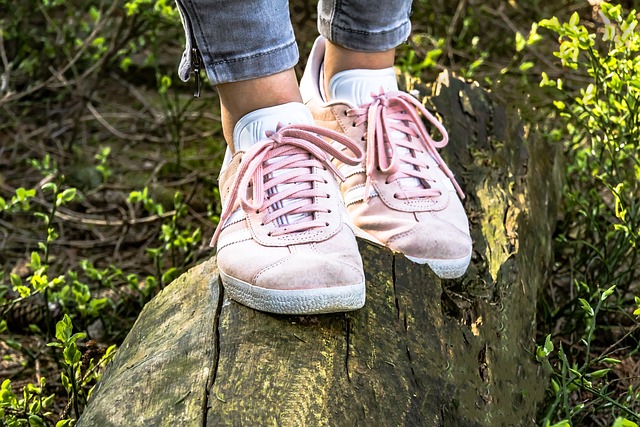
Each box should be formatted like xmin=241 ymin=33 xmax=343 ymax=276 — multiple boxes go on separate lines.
xmin=1 ymin=1 xmax=638 ymax=426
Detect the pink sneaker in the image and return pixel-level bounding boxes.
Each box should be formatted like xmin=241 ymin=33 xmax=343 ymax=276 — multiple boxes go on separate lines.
xmin=211 ymin=103 xmax=366 ymax=314
xmin=301 ymin=37 xmax=472 ymax=279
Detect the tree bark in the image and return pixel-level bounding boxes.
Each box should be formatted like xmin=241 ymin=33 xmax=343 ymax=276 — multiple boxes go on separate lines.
xmin=79 ymin=71 xmax=562 ymax=427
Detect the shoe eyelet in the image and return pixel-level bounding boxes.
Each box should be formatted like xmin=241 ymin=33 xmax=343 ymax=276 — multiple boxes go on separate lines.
xmin=325 ymin=222 xmax=329 ymax=226
xmin=255 ymin=209 xmax=260 ymax=214
xmin=328 ymin=209 xmax=332 ymax=213
xmin=326 ymin=194 xmax=330 ymax=198
xmin=324 ymin=180 xmax=328 ymax=184
xmin=360 ymin=137 xmax=365 ymax=141
xmin=267 ymin=231 xmax=272 ymax=236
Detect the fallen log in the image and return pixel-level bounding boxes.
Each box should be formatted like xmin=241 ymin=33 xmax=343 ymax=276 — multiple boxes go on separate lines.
xmin=78 ymin=71 xmax=562 ymax=426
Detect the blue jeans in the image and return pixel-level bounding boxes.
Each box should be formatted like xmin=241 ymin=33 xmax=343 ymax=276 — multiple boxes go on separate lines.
xmin=176 ymin=0 xmax=412 ymax=86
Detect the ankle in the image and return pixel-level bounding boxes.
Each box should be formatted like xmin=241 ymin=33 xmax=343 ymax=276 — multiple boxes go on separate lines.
xmin=322 ymin=40 xmax=395 ymax=99
xmin=218 ymin=69 xmax=302 ymax=149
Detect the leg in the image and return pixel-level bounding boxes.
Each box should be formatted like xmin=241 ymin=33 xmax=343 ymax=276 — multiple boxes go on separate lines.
xmin=175 ymin=0 xmax=300 ymax=148
xmin=217 ymin=69 xmax=301 ymax=149
xmin=299 ymin=1 xmax=472 ymax=278
xmin=175 ymin=0 xmax=366 ymax=314
xmin=322 ymin=43 xmax=395 ymax=99
xmin=317 ymin=0 xmax=412 ymax=98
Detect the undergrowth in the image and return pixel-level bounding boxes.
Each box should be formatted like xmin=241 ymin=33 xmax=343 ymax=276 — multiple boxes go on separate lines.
xmin=534 ymin=4 xmax=640 ymax=426
xmin=0 ymin=0 xmax=638 ymax=426
xmin=1 ymin=0 xmax=220 ymax=424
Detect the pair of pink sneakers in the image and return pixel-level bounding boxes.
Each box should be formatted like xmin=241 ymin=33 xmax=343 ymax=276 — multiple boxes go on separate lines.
xmin=210 ymin=37 xmax=472 ymax=315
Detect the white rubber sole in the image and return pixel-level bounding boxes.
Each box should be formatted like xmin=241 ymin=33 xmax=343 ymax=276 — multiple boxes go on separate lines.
xmin=219 ymin=269 xmax=366 ymax=315
xmin=353 ymin=226 xmax=471 ymax=279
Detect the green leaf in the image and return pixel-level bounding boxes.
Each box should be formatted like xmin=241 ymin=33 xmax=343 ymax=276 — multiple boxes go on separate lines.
xmin=56 ymin=188 xmax=77 ymax=206
xmin=15 ymin=285 xmax=31 ymax=298
xmin=60 ymin=372 xmax=70 ymax=393
xmin=42 ymin=393 xmax=55 ymax=408
xmin=612 ymin=417 xmax=639 ymax=427
xmin=519 ymin=61 xmax=534 ymax=72
xmin=569 ymin=12 xmax=580 ymax=27
xmin=47 ymin=342 xmax=64 ymax=348
xmin=29 ymin=399 xmax=41 ymax=415
xmin=30 ymin=252 xmax=41 ymax=270
xmin=63 ymin=342 xmax=81 ymax=365
xmin=578 ymin=298 xmax=594 ymax=316
xmin=55 ymin=314 xmax=73 ymax=343
xmin=539 ymin=17 xmax=561 ymax=32
xmin=587 ymin=368 xmax=610 ymax=378
xmin=69 ymin=332 xmax=87 ymax=343
xmin=161 ymin=267 xmax=178 ymax=285
xmin=28 ymin=415 xmax=45 ymax=427
xmin=601 ymin=285 xmax=616 ymax=301
xmin=41 ymin=182 xmax=57 ymax=193
xmin=10 ymin=273 xmax=22 ymax=289
xmin=536 ymin=334 xmax=554 ymax=359
xmin=515 ymin=32 xmax=526 ymax=52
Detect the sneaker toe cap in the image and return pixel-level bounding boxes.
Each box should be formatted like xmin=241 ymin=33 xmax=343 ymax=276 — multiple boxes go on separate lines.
xmin=387 ymin=222 xmax=472 ymax=261
xmin=254 ymin=254 xmax=364 ymax=291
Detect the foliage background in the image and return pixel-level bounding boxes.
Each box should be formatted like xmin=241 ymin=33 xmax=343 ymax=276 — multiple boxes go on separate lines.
xmin=0 ymin=0 xmax=638 ymax=426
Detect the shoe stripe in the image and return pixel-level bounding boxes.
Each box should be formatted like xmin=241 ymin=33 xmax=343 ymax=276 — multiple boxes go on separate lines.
xmin=222 ymin=208 xmax=246 ymax=228
xmin=338 ymin=163 xmax=365 ymax=179
xmin=217 ymin=228 xmax=252 ymax=250
xmin=343 ymin=184 xmax=377 ymax=206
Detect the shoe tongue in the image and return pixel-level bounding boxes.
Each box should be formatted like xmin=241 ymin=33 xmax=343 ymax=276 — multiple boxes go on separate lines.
xmin=232 ymin=102 xmax=317 ymax=228
xmin=232 ymin=102 xmax=314 ymax=152
xmin=329 ymin=68 xmax=423 ymax=191
xmin=328 ymin=67 xmax=398 ymax=106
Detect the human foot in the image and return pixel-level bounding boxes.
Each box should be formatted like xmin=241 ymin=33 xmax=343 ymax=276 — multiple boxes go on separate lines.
xmin=211 ymin=103 xmax=367 ymax=313
xmin=301 ymin=37 xmax=472 ymax=279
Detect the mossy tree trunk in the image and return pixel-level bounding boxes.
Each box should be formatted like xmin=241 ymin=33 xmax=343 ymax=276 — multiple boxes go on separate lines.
xmin=78 ymin=71 xmax=562 ymax=427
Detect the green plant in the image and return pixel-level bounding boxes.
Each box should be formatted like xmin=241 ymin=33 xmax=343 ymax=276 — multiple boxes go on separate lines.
xmin=536 ymin=3 xmax=640 ymax=426
xmin=0 ymin=377 xmax=58 ymax=427
xmin=128 ymin=188 xmax=202 ymax=287
xmin=1 ymin=0 xmax=217 ymax=424
xmin=0 ymin=315 xmax=115 ymax=427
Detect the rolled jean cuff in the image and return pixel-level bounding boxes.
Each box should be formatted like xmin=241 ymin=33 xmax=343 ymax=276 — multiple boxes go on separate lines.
xmin=317 ymin=0 xmax=412 ymax=52
xmin=318 ymin=19 xmax=411 ymax=52
xmin=204 ymin=40 xmax=299 ymax=86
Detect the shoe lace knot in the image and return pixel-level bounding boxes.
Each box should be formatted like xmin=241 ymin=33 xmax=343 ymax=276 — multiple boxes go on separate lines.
xmin=347 ymin=90 xmax=465 ymax=202
xmin=210 ymin=123 xmax=364 ymax=247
